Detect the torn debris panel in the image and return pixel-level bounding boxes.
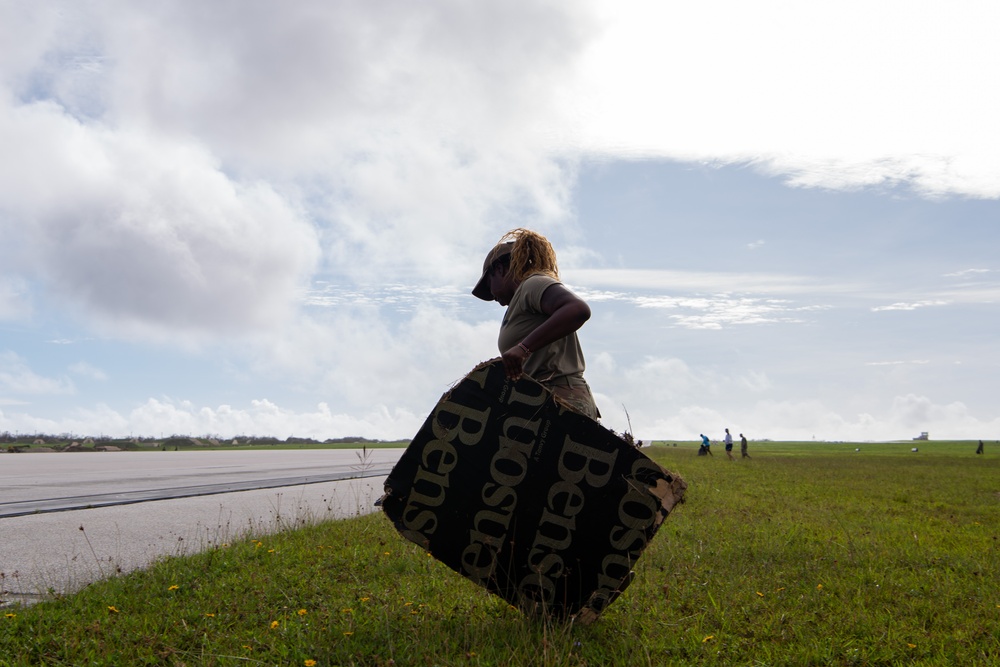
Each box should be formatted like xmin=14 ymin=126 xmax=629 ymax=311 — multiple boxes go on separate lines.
xmin=379 ymin=359 xmax=686 ymax=623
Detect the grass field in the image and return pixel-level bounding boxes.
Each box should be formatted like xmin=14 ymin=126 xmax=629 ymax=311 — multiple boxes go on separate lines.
xmin=1 ymin=440 xmax=997 ymax=665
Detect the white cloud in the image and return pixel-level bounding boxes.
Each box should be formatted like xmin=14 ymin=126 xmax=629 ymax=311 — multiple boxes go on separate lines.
xmin=0 ymin=399 xmax=29 ymax=407
xmin=304 ymin=283 xmax=467 ymax=310
xmin=642 ymin=296 xmax=811 ymax=330
xmin=620 ymin=356 xmax=712 ymax=402
xmin=567 ymin=0 xmax=1000 ymax=198
xmin=0 ymin=351 xmax=74 ymax=395
xmin=585 ymin=349 xmax=1000 ymax=442
xmin=612 ymin=395 xmax=1000 ymax=443
xmin=0 ymin=276 xmax=31 ymax=320
xmin=865 ymin=360 xmax=930 ymax=367
xmin=572 ymin=268 xmax=844 ymax=295
xmin=944 ymin=268 xmax=991 ymax=278
xmin=871 ymin=300 xmax=948 ymax=312
xmin=575 ymin=274 xmax=834 ymax=329
xmin=236 ymin=304 xmax=499 ymax=416
xmin=0 ymin=353 xmax=995 ymax=443
xmin=91 ymin=0 xmax=593 ymax=286
xmin=0 ymin=1 xmax=598 ymax=343
xmin=884 ymin=394 xmax=999 ymax=440
xmin=3 ymin=0 xmax=996 ymax=345
xmin=125 ymin=398 xmax=422 ymax=441
xmin=0 ymin=396 xmax=422 ymax=441
xmin=69 ymin=361 xmax=108 ymax=381
xmin=737 ymin=371 xmax=772 ymax=393
xmin=0 ymin=102 xmax=320 ymax=339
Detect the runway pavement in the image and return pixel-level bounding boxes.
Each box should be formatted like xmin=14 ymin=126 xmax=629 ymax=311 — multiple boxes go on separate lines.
xmin=0 ymin=448 xmax=404 ymax=607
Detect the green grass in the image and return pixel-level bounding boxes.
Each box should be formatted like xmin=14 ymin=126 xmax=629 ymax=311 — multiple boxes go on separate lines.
xmin=2 ymin=441 xmax=998 ymax=666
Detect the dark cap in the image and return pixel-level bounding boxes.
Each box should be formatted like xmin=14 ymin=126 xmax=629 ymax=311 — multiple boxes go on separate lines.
xmin=471 ymin=241 xmax=514 ymax=301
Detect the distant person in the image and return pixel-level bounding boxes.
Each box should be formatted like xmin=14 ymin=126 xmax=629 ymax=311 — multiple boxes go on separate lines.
xmin=699 ymin=433 xmax=713 ymax=457
xmin=724 ymin=428 xmax=734 ymax=460
xmin=740 ymin=433 xmax=750 ymax=458
xmin=977 ymin=439 xmax=984 ymax=455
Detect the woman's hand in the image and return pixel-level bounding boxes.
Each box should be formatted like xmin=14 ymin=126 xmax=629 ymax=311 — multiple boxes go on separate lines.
xmin=501 ymin=344 xmax=530 ymax=380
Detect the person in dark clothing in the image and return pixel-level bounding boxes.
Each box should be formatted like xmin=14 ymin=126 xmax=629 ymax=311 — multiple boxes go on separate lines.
xmin=740 ymin=433 xmax=750 ymax=458
xmin=976 ymin=439 xmax=984 ymax=454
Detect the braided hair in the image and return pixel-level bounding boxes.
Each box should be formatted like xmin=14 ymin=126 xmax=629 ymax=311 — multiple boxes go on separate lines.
xmin=498 ymin=228 xmax=559 ymax=283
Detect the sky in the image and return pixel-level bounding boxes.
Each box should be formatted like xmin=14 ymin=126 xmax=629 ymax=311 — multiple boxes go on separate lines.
xmin=1 ymin=0 xmax=998 ymax=443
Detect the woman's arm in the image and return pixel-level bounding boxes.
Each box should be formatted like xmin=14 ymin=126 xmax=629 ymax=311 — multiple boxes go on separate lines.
xmin=501 ymin=283 xmax=591 ymax=380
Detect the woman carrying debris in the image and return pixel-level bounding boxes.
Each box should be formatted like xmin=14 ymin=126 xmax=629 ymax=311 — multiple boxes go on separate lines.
xmin=472 ymin=228 xmax=600 ymax=420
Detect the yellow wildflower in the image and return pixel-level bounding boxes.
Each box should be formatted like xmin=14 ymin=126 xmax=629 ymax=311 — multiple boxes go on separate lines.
xmin=702 ymin=635 xmax=714 ymax=643
xmin=816 ymin=584 xmax=823 ymax=590
xmin=305 ymin=660 xmax=317 ymax=666
xmin=756 ymin=592 xmax=764 ymax=597
xmin=4 ymin=613 xmax=15 ymax=619
xmin=168 ymin=585 xmax=179 ymax=591
xmin=205 ymin=613 xmax=215 ymax=617
xmin=907 ymin=643 xmax=916 ymax=648
xmin=270 ymin=620 xmax=280 ymax=629
xmin=298 ymin=609 xmax=308 ymax=616
xmin=344 ymin=631 xmax=354 ymax=636
xmin=107 ymin=606 xmax=119 ymax=613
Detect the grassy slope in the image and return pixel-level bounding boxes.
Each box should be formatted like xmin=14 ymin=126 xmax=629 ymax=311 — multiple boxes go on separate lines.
xmin=1 ymin=441 xmax=998 ymax=666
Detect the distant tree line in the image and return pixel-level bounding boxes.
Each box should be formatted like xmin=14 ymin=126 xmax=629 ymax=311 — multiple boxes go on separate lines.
xmin=1 ymin=432 xmax=387 ymax=446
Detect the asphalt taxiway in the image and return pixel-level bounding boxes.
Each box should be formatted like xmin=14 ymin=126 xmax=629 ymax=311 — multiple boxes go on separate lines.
xmin=0 ymin=449 xmax=403 ymax=607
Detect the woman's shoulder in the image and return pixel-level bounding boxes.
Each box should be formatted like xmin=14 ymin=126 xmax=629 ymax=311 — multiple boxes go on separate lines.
xmin=522 ymin=273 xmax=560 ymax=289
xmin=513 ymin=273 xmax=561 ymax=310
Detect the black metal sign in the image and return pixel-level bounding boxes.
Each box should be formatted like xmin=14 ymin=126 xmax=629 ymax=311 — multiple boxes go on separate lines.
xmin=379 ymin=360 xmax=686 ymax=623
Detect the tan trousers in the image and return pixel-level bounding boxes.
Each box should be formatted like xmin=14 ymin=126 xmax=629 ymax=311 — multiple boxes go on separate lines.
xmin=545 ymin=377 xmax=601 ymax=420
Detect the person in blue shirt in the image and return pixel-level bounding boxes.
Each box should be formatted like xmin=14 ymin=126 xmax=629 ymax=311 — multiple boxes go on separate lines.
xmin=699 ymin=433 xmax=713 ymax=456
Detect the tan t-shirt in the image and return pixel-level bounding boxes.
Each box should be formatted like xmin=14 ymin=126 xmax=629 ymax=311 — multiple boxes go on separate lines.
xmin=498 ymin=274 xmax=587 ymax=384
